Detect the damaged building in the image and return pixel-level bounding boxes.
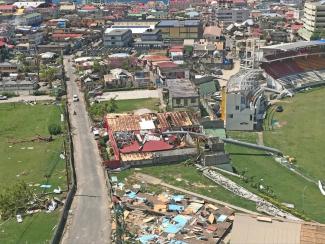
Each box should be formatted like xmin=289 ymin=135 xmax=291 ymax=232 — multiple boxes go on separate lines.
xmin=104 ymin=111 xmax=202 ymax=169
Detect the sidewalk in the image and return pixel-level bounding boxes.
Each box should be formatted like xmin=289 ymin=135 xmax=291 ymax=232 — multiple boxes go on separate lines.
xmin=0 ymin=95 xmax=55 ymax=103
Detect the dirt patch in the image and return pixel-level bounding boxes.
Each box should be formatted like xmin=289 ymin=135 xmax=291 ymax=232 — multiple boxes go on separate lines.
xmin=278 ymin=121 xmax=288 ymax=128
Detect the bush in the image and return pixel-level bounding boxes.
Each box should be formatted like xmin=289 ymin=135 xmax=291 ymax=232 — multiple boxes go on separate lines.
xmin=1 ymin=92 xmax=18 ymax=98
xmin=0 ymin=181 xmax=34 ymax=220
xmin=33 ymin=90 xmax=47 ymax=96
xmin=48 ymin=123 xmax=62 ymax=135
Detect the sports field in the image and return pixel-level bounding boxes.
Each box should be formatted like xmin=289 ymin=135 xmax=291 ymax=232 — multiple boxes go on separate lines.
xmin=225 ymin=88 xmax=325 ymax=222
xmin=0 ymin=102 xmax=67 ymax=243
xmin=264 ymin=88 xmax=325 ymax=181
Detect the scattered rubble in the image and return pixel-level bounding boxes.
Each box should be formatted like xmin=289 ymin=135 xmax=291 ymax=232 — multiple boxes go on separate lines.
xmin=203 ymin=168 xmax=300 ymax=221
xmin=110 ymin=175 xmax=234 ymax=243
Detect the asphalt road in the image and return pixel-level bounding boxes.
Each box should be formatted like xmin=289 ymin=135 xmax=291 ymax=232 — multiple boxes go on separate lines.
xmin=61 ymin=56 xmax=111 ymax=244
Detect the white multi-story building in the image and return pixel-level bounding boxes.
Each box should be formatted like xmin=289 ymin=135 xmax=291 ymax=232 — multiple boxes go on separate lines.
xmin=215 ymin=8 xmax=250 ymax=24
xmin=103 ymin=29 xmax=132 ymax=48
xmin=226 ymin=70 xmax=267 ymax=131
xmin=299 ymin=1 xmax=325 ymax=40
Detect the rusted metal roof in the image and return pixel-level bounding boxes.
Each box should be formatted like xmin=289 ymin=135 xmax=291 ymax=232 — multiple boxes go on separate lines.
xmin=301 ymin=223 xmax=325 ymax=244
xmin=106 ymin=111 xmax=200 ymax=132
xmin=120 ymin=152 xmax=153 ymax=162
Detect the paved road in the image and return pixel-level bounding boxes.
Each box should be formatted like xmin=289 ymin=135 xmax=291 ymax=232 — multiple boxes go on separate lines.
xmin=61 ymin=56 xmax=111 ymax=244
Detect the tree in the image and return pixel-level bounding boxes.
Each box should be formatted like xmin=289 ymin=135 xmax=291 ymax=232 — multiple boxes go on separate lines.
xmin=0 ymin=47 xmax=10 ymax=62
xmin=40 ymin=65 xmax=58 ymax=88
xmin=93 ymin=60 xmax=101 ymax=73
xmin=48 ymin=123 xmax=62 ymax=135
xmin=0 ymin=181 xmax=34 ymax=220
xmin=108 ymin=98 xmax=118 ymax=113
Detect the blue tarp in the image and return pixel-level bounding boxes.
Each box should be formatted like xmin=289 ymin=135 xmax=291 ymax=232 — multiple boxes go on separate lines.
xmin=171 ymin=195 xmax=184 ymax=202
xmin=163 ymin=215 xmax=191 ymax=234
xmin=138 ymin=234 xmax=159 ymax=244
xmin=168 ymin=204 xmax=184 ymax=212
xmin=125 ymin=191 xmax=137 ymax=199
xmin=217 ymin=214 xmax=228 ymax=222
xmin=170 ymin=240 xmax=188 ymax=244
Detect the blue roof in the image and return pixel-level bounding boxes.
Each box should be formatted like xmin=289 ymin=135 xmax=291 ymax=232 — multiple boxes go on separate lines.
xmin=157 ymin=19 xmax=200 ymax=27
xmin=171 ymin=195 xmax=184 ymax=202
xmin=163 ymin=215 xmax=191 ymax=234
xmin=138 ymin=234 xmax=159 ymax=244
xmin=168 ymin=204 xmax=185 ymax=212
xmin=217 ymin=214 xmax=228 ymax=222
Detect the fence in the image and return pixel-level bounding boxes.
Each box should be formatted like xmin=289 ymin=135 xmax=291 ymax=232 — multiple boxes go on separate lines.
xmin=51 ymin=105 xmax=77 ymax=244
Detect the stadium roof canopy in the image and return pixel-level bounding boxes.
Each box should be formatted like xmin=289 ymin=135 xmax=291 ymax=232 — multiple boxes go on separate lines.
xmin=261 ymin=40 xmax=325 ymax=51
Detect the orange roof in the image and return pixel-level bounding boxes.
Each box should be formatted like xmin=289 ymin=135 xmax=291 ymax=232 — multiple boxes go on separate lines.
xmin=204 ymin=26 xmax=222 ymax=37
xmin=0 ymin=4 xmax=16 ymax=10
xmin=144 ymin=55 xmax=170 ymax=62
xmin=52 ymin=33 xmax=82 ymax=39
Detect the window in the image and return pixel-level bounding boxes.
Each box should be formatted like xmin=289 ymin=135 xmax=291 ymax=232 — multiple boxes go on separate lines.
xmin=250 ymin=115 xmax=253 ymax=121
xmin=191 ymin=98 xmax=197 ymax=103
xmin=184 ymin=99 xmax=188 ymax=106
xmin=176 ymin=98 xmax=181 ymax=105
xmin=228 ymin=114 xmax=233 ymax=118
xmin=235 ymin=105 xmax=240 ymax=110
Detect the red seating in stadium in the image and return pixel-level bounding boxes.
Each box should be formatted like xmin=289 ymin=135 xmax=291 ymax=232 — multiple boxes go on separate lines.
xmin=262 ymin=56 xmax=325 ymax=79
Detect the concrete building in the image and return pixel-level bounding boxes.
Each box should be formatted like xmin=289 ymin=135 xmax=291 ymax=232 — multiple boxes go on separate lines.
xmin=156 ymin=20 xmax=203 ymax=40
xmin=0 ymin=4 xmax=17 ymax=14
xmin=134 ymin=70 xmax=151 ymax=88
xmin=0 ymin=62 xmax=18 ymax=75
xmin=299 ymin=1 xmax=325 ymax=40
xmin=14 ymin=29 xmax=44 ymax=47
xmin=0 ymin=78 xmax=37 ymax=92
xmin=16 ymin=12 xmax=43 ymax=26
xmin=165 ymin=78 xmax=199 ymax=111
xmin=103 ymin=68 xmax=132 ymax=88
xmin=141 ymin=29 xmax=162 ymax=42
xmin=104 ymin=111 xmax=201 ymax=169
xmin=215 ymin=8 xmax=250 ymax=24
xmin=226 ymin=70 xmax=267 ymax=131
xmin=109 ymin=21 xmax=158 ymax=38
xmin=103 ymin=29 xmax=132 ymax=47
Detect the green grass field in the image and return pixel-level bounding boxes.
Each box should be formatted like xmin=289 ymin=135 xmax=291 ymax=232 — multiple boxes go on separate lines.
xmin=89 ymin=98 xmax=160 ymax=119
xmin=117 ymin=164 xmax=257 ymax=212
xmin=114 ymin=98 xmax=160 ymax=113
xmin=0 ymin=212 xmax=60 ymax=244
xmin=225 ymin=143 xmax=325 ymax=222
xmin=0 ymin=103 xmax=66 ymax=243
xmin=264 ymin=88 xmax=325 ymax=181
xmin=225 ymin=88 xmax=325 ymax=222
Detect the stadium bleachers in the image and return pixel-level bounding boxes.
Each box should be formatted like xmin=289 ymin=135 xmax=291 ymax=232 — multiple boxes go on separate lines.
xmin=261 ymin=59 xmax=304 ymax=79
xmin=295 ymin=56 xmax=325 ymax=71
xmin=278 ymin=71 xmax=325 ymax=89
xmin=262 ymin=56 xmax=325 ymax=80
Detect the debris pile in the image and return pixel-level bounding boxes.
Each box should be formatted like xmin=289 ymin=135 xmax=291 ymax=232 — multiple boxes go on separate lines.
xmin=203 ymin=168 xmax=300 ymax=220
xmin=111 ymin=176 xmax=234 ymax=243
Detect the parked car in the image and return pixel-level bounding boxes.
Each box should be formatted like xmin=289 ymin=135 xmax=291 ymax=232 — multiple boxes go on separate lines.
xmin=276 ymin=106 xmax=284 ymax=112
xmin=16 ymin=214 xmax=23 ymax=223
xmin=0 ymin=95 xmax=8 ymax=100
xmin=73 ymin=94 xmax=79 ymax=102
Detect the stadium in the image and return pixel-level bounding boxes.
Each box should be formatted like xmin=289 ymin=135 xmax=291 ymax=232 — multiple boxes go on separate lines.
xmin=260 ymin=41 xmax=325 ymax=93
